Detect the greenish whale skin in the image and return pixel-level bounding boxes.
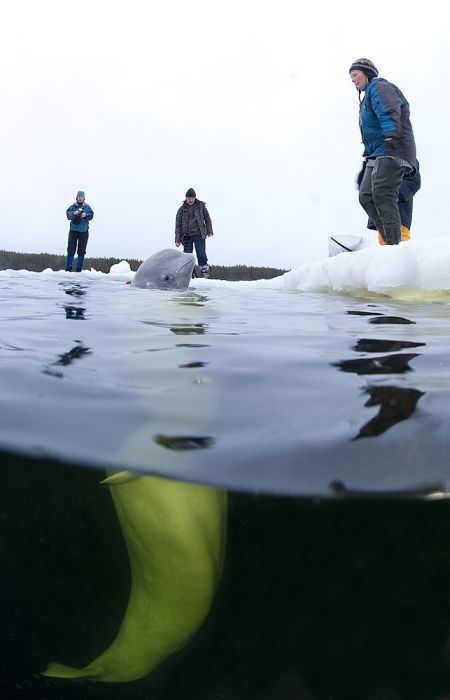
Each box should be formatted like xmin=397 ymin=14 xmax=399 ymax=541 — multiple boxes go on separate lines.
xmin=43 ymin=472 xmax=227 ymax=682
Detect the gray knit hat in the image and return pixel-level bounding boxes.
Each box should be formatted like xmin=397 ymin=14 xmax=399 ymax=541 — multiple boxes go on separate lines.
xmin=349 ymin=58 xmax=378 ymax=80
xmin=185 ymin=188 xmax=196 ymax=197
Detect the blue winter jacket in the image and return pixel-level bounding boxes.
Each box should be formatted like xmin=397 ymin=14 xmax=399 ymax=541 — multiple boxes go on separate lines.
xmin=66 ymin=202 xmax=94 ymax=233
xmin=359 ymin=77 xmax=417 ymax=168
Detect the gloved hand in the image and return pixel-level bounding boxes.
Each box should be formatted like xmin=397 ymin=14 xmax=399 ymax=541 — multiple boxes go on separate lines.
xmin=81 ymin=212 xmax=86 ymax=218
xmin=356 ymin=161 xmax=367 ymax=189
xmin=384 ymin=137 xmax=399 ymax=156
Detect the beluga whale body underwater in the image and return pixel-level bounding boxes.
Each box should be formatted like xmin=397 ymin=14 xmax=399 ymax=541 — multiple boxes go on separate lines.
xmin=43 ymin=472 xmax=227 ymax=682
xmin=132 ymin=249 xmax=196 ymax=290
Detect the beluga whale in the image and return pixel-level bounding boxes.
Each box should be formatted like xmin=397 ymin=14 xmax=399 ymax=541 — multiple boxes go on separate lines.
xmin=132 ymin=249 xmax=196 ymax=290
xmin=43 ymin=472 xmax=227 ymax=683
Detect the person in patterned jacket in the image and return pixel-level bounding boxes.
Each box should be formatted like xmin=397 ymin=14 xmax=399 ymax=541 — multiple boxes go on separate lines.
xmin=175 ymin=188 xmax=214 ymax=278
xmin=350 ymin=58 xmax=417 ymax=245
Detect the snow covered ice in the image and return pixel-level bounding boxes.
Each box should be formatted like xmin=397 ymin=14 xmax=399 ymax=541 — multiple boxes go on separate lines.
xmin=3 ymin=237 xmax=450 ymax=302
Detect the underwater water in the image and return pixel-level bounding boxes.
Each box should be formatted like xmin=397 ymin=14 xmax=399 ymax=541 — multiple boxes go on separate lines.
xmin=1 ymin=270 xmax=450 ymax=698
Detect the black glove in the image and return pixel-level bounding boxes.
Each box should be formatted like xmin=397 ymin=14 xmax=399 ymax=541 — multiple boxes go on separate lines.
xmin=384 ymin=137 xmax=399 ymax=157
xmin=356 ymin=161 xmax=367 ymax=189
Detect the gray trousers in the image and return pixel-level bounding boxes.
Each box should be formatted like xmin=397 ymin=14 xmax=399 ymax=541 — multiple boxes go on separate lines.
xmin=359 ymin=157 xmax=408 ymax=245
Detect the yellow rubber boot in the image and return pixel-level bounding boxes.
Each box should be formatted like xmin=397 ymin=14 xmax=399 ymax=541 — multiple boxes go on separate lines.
xmin=377 ymin=226 xmax=411 ymax=245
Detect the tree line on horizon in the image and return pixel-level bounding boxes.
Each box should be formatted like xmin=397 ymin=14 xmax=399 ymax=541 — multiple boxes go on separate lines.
xmin=0 ymin=250 xmax=287 ymax=281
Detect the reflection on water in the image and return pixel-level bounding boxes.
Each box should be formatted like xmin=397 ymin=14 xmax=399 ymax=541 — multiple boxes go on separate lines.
xmin=176 ymin=343 xmax=210 ymax=348
xmin=173 ymin=292 xmax=209 ymax=307
xmin=329 ymin=479 xmax=446 ymax=498
xmin=140 ymin=321 xmax=207 ymax=335
xmin=170 ymin=324 xmax=206 ymax=335
xmin=178 ymin=361 xmax=208 ymax=368
xmin=56 ymin=344 xmax=91 ymax=366
xmin=64 ymin=304 xmax=86 ymax=319
xmin=154 ymin=435 xmax=215 ymax=450
xmin=347 ymin=309 xmax=417 ymax=325
xmin=355 ymin=385 xmax=425 ymax=439
xmin=334 ymin=353 xmax=419 ymax=375
xmin=354 ymin=338 xmax=426 ymax=353
xmin=43 ymin=344 xmax=91 ymax=378
xmin=59 ymin=282 xmax=87 ymax=318
xmin=336 ymin=308 xmax=427 ymax=439
xmin=369 ymin=315 xmax=416 ymax=325
xmin=62 ymin=285 xmax=87 ymax=297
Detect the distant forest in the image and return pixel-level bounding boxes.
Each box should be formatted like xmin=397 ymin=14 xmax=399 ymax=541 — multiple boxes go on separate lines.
xmin=0 ymin=250 xmax=287 ymax=281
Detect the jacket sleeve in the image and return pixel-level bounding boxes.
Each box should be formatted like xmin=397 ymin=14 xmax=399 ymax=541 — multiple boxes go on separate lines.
xmin=66 ymin=204 xmax=76 ymax=221
xmin=175 ymin=208 xmax=182 ymax=242
xmin=85 ymin=205 xmax=94 ymax=221
xmin=203 ymin=205 xmax=213 ymax=236
xmin=369 ymin=81 xmax=403 ymax=138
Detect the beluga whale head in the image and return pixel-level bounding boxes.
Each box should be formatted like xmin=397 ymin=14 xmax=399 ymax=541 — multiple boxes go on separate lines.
xmin=133 ymin=249 xmax=196 ymax=291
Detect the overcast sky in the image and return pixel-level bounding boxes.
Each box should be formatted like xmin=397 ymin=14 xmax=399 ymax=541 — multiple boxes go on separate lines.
xmin=1 ymin=0 xmax=448 ymax=269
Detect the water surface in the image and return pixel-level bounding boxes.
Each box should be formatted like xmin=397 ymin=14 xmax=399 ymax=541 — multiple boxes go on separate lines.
xmin=1 ymin=271 xmax=450 ymax=495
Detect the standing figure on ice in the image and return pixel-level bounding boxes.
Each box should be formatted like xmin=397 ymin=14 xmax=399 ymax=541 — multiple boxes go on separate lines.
xmin=349 ymin=58 xmax=417 ymax=245
xmin=175 ymin=188 xmax=213 ymax=278
xmin=65 ymin=190 xmax=94 ymax=272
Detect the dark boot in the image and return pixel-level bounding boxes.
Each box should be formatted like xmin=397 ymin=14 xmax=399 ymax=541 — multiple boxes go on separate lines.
xmin=201 ymin=264 xmax=210 ymax=279
xmin=66 ymin=254 xmax=74 ymax=272
xmin=76 ymin=255 xmax=85 ymax=272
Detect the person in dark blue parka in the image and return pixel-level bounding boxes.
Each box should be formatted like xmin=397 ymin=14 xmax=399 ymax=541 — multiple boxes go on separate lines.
xmin=350 ymin=58 xmax=417 ymax=245
xmin=65 ymin=190 xmax=94 ymax=272
xmin=368 ymin=161 xmax=421 ymax=244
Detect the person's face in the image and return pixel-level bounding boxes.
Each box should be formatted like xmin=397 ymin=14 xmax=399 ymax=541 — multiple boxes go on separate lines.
xmin=186 ymin=197 xmax=195 ymax=205
xmin=350 ymin=70 xmax=369 ymax=91
xmin=76 ymin=196 xmax=85 ymax=205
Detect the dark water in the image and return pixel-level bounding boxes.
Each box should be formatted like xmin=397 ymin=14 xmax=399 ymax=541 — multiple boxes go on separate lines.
xmin=2 ymin=454 xmax=450 ymax=699
xmin=1 ymin=272 xmax=450 ymax=698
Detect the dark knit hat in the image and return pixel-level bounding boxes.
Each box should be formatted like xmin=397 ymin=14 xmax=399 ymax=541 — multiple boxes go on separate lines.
xmin=349 ymin=58 xmax=378 ymax=80
xmin=185 ymin=188 xmax=196 ymax=198
xmin=76 ymin=190 xmax=85 ymax=198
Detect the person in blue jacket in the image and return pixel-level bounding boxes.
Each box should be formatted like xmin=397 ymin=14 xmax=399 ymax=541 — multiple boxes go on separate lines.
xmin=65 ymin=191 xmax=94 ymax=272
xmin=368 ymin=161 xmax=421 ymax=244
xmin=350 ymin=58 xmax=417 ymax=245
